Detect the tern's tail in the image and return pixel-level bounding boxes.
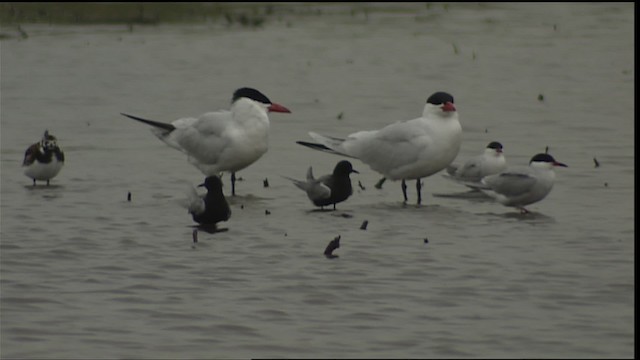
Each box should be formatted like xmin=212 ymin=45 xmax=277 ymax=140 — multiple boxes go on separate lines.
xmin=121 ymin=113 xmax=176 ymax=133
xmin=296 ymin=132 xmax=355 ymax=158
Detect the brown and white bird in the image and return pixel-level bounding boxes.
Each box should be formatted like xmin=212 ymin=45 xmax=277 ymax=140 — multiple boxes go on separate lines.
xmin=23 ymin=130 xmax=65 ymax=186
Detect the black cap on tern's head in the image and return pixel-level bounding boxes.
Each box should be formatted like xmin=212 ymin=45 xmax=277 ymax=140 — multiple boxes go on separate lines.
xmin=198 ymin=176 xmax=224 ymax=190
xmin=232 ymin=87 xmax=291 ymax=113
xmin=333 ymin=160 xmax=359 ymax=175
xmin=426 ymin=91 xmax=456 ymax=112
xmin=487 ymin=141 xmax=503 ymax=152
xmin=233 ymin=87 xmax=271 ymax=105
xmin=529 ymin=153 xmax=568 ymax=167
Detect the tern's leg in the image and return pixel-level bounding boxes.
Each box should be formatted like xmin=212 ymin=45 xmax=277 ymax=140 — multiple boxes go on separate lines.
xmin=231 ymin=172 xmax=236 ymax=196
xmin=46 ymin=179 xmax=50 ymax=186
xmin=374 ymin=177 xmax=386 ymax=189
xmin=401 ymin=180 xmax=408 ymax=203
xmin=416 ymin=179 xmax=422 ymax=205
xmin=32 ymin=179 xmax=36 ymax=186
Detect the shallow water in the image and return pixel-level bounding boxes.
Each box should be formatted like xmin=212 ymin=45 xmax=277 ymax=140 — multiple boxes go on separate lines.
xmin=0 ymin=3 xmax=634 ymax=358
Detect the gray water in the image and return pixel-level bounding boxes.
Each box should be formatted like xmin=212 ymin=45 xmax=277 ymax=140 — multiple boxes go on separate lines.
xmin=0 ymin=3 xmax=634 ymax=359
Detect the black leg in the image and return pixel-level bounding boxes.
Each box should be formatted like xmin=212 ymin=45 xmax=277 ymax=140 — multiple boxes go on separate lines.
xmin=416 ymin=178 xmax=422 ymax=205
xmin=46 ymin=179 xmax=50 ymax=186
xmin=333 ymin=203 xmax=336 ymax=210
xmin=32 ymin=179 xmax=36 ymax=186
xmin=401 ymin=180 xmax=408 ymax=203
xmin=231 ymin=172 xmax=236 ymax=196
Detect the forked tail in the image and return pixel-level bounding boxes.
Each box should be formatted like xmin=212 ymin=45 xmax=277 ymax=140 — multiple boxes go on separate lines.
xmin=121 ymin=113 xmax=176 ymax=133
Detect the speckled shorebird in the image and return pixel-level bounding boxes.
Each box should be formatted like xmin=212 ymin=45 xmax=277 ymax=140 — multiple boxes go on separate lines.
xmin=122 ymin=87 xmax=291 ymax=196
xmin=22 ymin=130 xmax=65 ymax=186
xmin=285 ymin=160 xmax=358 ymax=210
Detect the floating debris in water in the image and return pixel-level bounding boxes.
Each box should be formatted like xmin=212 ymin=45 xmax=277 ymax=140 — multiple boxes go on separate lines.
xmin=265 ymin=209 xmax=271 ymax=215
xmin=358 ymin=181 xmax=366 ymax=191
xmin=127 ymin=192 xmax=132 ymax=202
xmin=593 ymin=157 xmax=600 ymax=168
xmin=263 ymin=178 xmax=269 ymax=187
xmin=485 ymin=128 xmax=488 ymax=133
xmin=324 ymin=235 xmax=340 ymax=259
xmin=604 ymin=182 xmax=609 ymax=187
xmin=360 ymin=220 xmax=368 ymax=230
xmin=192 ymin=229 xmax=198 ymax=243
xmin=545 ymin=146 xmax=549 ymax=154
xmin=424 ymin=237 xmax=429 ymax=244
xmin=337 ymin=112 xmax=344 ymax=120
xmin=538 ymin=94 xmax=545 ymax=102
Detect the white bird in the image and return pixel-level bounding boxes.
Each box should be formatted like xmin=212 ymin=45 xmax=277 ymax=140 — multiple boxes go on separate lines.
xmin=122 ymin=87 xmax=291 ymax=196
xmin=480 ymin=153 xmax=567 ymax=213
xmin=284 ymin=160 xmax=359 ymax=210
xmin=22 ymin=130 xmax=65 ymax=186
xmin=297 ymin=91 xmax=462 ymax=204
xmin=444 ymin=141 xmax=507 ymax=189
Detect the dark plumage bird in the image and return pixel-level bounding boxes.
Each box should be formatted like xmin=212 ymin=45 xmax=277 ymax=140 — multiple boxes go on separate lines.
xmin=187 ymin=176 xmax=231 ymax=225
xmin=285 ymin=160 xmax=358 ymax=210
xmin=22 ymin=130 xmax=65 ymax=186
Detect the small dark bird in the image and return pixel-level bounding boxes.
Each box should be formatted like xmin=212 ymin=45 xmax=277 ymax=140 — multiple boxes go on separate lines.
xmin=285 ymin=160 xmax=359 ymax=210
xmin=324 ymin=235 xmax=341 ymax=258
xmin=22 ymin=130 xmax=65 ymax=186
xmin=187 ymin=176 xmax=231 ymax=226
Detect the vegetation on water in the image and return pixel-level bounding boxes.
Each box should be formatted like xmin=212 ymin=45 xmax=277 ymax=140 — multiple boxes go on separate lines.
xmin=0 ymin=2 xmax=428 ymax=26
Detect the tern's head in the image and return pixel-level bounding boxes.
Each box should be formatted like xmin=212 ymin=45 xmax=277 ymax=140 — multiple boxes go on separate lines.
xmin=333 ymin=160 xmax=359 ymax=176
xmin=426 ymin=91 xmax=456 ymax=113
xmin=198 ymin=175 xmax=224 ymax=191
xmin=486 ymin=141 xmax=504 ymax=155
xmin=232 ymin=87 xmax=291 ymax=113
xmin=529 ymin=153 xmax=568 ymax=169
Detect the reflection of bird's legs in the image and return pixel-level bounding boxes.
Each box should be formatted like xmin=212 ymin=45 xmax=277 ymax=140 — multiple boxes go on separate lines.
xmin=401 ymin=180 xmax=408 ymax=203
xmin=416 ymin=178 xmax=422 ymax=205
xmin=231 ymin=172 xmax=236 ymax=196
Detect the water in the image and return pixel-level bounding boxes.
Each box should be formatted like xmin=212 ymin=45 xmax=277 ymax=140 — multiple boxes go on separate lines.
xmin=0 ymin=3 xmax=634 ymax=358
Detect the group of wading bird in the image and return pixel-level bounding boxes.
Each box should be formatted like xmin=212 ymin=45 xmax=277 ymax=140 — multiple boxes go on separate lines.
xmin=23 ymin=87 xmax=567 ymax=229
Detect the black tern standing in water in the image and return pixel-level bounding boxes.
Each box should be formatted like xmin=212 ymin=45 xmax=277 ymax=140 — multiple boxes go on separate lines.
xmin=22 ymin=130 xmax=65 ymax=186
xmin=285 ymin=160 xmax=359 ymax=210
xmin=186 ymin=176 xmax=231 ymax=226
